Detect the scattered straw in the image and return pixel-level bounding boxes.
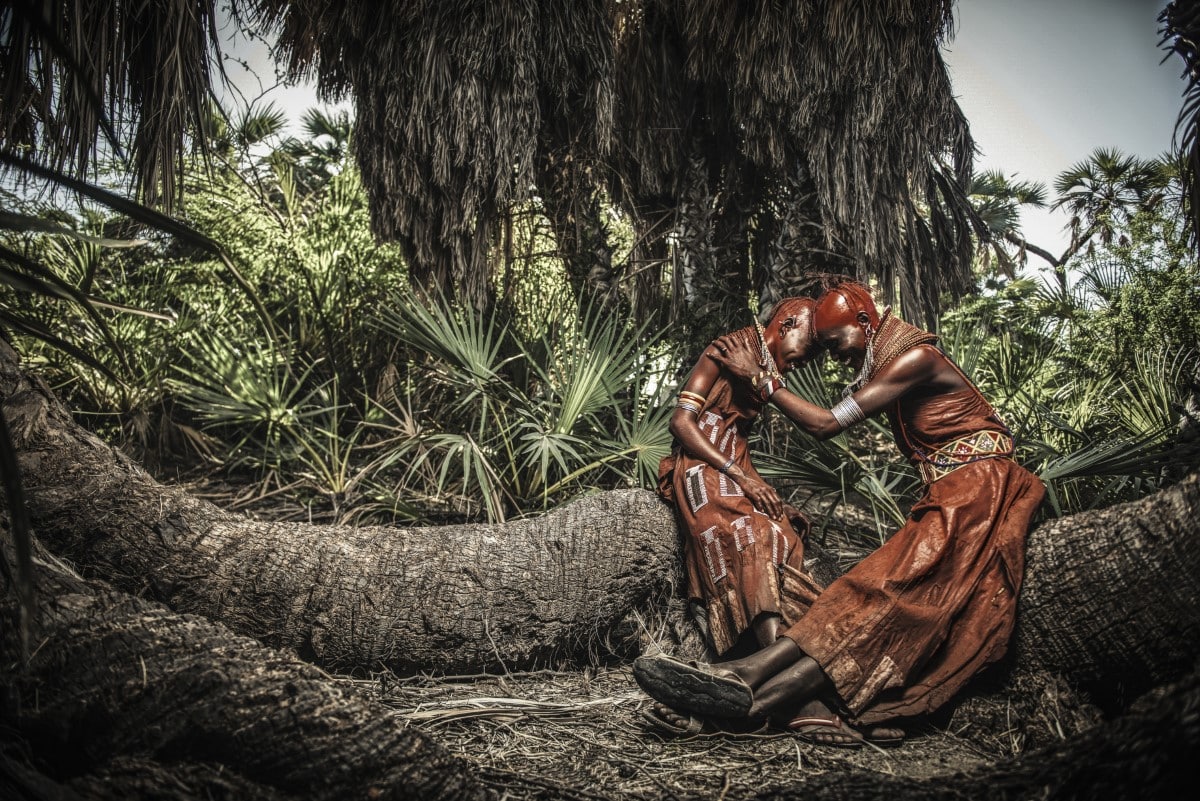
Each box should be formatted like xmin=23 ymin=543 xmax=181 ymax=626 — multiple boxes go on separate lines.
xmin=331 ymin=664 xmax=1065 ymax=801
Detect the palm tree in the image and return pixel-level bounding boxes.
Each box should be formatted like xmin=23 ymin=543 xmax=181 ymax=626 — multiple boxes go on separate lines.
xmin=0 ymin=0 xmax=223 ymax=208
xmin=1052 ymin=147 xmax=1170 ymax=267
xmin=275 ymin=106 xmax=354 ymax=195
xmin=968 ymin=169 xmax=1051 ymax=276
xmin=1160 ymin=0 xmax=1200 ymax=441
xmin=1161 ymin=0 xmax=1200 ymax=252
xmin=250 ymin=1 xmax=981 ymax=325
xmin=4 ymin=1 xmax=981 ymax=324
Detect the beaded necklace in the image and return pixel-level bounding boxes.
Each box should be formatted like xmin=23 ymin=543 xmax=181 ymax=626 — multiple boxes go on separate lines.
xmin=868 ymin=312 xmax=938 ymax=379
xmin=754 ymin=318 xmax=783 ymax=378
xmin=843 ymin=309 xmax=938 ymax=397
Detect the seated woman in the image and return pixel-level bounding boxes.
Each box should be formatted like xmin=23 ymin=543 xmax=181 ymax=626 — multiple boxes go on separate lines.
xmin=658 ymin=297 xmax=824 ymax=663
xmin=636 ymin=280 xmax=1045 ymax=747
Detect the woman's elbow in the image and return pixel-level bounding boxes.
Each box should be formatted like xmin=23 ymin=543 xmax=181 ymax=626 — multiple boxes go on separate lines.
xmin=807 ymin=416 xmax=842 ymax=441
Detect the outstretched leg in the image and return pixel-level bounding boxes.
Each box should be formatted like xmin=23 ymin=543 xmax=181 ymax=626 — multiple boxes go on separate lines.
xmin=747 ymin=651 xmax=833 ymax=718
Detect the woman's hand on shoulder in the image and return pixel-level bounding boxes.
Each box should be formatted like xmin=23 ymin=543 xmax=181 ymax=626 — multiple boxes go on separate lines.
xmin=708 ymin=331 xmax=761 ymax=384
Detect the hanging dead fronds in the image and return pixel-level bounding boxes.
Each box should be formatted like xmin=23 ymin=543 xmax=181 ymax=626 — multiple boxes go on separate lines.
xmin=255 ymin=0 xmax=615 ymax=310
xmin=253 ymin=1 xmax=978 ymax=322
xmin=613 ymin=0 xmax=979 ymax=325
xmin=0 ymin=0 xmax=223 ymax=209
xmin=1160 ymin=0 xmax=1200 ymax=257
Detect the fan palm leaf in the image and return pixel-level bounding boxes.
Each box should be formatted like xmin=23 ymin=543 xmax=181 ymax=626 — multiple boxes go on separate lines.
xmin=374 ymin=290 xmax=516 ymax=389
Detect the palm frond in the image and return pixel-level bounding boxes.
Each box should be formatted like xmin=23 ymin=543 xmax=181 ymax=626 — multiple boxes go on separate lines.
xmin=374 ymin=290 xmax=516 ymax=388
xmin=0 ymin=211 xmax=147 ymax=248
xmin=0 ymin=0 xmax=223 ymax=208
xmin=1161 ymin=0 xmax=1200 ymax=255
xmin=1115 ymin=347 xmax=1196 ymax=436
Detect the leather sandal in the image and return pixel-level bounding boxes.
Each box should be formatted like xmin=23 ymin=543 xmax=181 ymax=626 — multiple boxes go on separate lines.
xmin=787 ymin=714 xmax=864 ymax=748
xmin=633 ymin=654 xmax=754 ymax=719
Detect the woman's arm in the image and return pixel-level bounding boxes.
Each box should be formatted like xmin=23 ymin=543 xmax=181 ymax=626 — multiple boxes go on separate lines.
xmin=710 ymin=335 xmax=946 ymax=440
xmin=669 ymin=346 xmax=785 ymax=519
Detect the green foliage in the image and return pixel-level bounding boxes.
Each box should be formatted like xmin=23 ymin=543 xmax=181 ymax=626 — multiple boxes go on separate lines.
xmin=3 ymin=106 xmax=678 ymax=525
xmin=366 ymin=291 xmax=676 ymax=522
xmin=1083 ymin=208 xmax=1200 ymax=369
xmin=752 ymin=360 xmax=917 ymax=545
xmin=940 ymin=262 xmax=1196 ymax=516
xmin=5 ymin=118 xmax=1196 ymax=533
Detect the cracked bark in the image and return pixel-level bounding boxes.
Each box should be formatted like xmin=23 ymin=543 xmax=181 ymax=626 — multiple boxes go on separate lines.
xmin=0 ymin=544 xmax=489 ymax=801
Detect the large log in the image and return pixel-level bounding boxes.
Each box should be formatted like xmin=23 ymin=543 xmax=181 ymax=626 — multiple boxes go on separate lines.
xmin=4 ymin=528 xmax=1197 ymax=801
xmin=0 ymin=544 xmax=487 ymax=801
xmin=3 ymin=341 xmax=1200 ymax=701
xmin=1 ymin=341 xmax=681 ymax=675
xmin=1015 ymin=473 xmax=1200 ymax=702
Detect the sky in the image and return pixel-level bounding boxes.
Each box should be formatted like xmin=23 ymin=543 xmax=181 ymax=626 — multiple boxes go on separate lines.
xmin=941 ymin=0 xmax=1183 ymax=256
xmin=219 ymin=0 xmax=1186 ymax=261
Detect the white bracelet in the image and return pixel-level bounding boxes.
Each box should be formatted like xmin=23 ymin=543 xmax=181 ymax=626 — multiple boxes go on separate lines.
xmin=829 ymin=396 xmax=866 ymax=430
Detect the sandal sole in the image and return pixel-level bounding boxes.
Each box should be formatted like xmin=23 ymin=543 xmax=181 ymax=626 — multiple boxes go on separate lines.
xmin=633 ymin=655 xmax=753 ymax=719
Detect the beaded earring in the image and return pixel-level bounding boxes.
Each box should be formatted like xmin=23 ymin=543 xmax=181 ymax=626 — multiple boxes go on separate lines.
xmin=843 ymin=318 xmax=877 ymax=398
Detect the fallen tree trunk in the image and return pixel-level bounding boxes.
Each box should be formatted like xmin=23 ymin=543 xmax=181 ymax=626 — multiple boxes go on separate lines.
xmin=3 ymin=341 xmax=1200 ymax=703
xmin=4 ymin=534 xmax=1197 ymax=801
xmin=0 ymin=545 xmax=488 ymax=801
xmin=1 ymin=341 xmax=682 ymax=675
xmin=1015 ymin=474 xmax=1200 ymax=703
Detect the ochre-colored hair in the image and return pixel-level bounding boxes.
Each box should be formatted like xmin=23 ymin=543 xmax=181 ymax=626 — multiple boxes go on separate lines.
xmin=814 ymin=282 xmax=880 ymax=331
xmin=764 ymin=296 xmax=815 ymax=328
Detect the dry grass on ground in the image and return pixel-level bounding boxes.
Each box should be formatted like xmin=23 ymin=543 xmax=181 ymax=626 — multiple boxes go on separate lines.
xmin=190 ymin=475 xmax=1103 ymax=800
xmin=336 ymin=664 xmax=1099 ymax=801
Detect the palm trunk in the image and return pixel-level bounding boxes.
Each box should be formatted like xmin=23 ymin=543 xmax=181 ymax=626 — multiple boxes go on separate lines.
xmin=672 ymin=147 xmax=754 ymax=344
xmin=0 ymin=340 xmax=680 ymax=676
xmin=0 ymin=544 xmax=487 ymax=801
xmin=1014 ymin=470 xmax=1200 ymax=703
xmin=535 ymin=148 xmax=621 ymax=310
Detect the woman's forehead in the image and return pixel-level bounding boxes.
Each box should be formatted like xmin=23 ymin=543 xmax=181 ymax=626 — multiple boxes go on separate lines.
xmin=814 ymin=291 xmax=857 ymax=329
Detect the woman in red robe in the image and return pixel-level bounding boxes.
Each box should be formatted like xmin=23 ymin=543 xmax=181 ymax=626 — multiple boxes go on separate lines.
xmin=658 ymin=298 xmax=824 ymax=658
xmin=636 ymin=281 xmax=1045 ymax=746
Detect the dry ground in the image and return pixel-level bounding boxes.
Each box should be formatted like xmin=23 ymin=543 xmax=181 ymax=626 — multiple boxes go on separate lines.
xmin=183 ymin=472 xmax=1104 ymax=800
xmin=335 ymin=663 xmax=1097 ymax=801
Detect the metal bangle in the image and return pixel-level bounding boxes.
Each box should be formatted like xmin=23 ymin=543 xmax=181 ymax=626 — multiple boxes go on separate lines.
xmin=718 ymin=456 xmax=735 ymax=474
xmin=675 ymin=400 xmax=701 ymax=415
xmin=829 ymin=396 xmax=866 ymax=430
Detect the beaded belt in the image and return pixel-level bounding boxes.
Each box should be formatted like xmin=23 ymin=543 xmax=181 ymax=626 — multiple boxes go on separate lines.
xmin=914 ymin=430 xmax=1014 ymax=484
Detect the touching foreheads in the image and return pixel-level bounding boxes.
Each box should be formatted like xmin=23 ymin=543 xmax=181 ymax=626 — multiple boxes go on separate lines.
xmin=765 ymin=296 xmax=815 ymax=327
xmin=814 ymin=282 xmax=881 ymax=330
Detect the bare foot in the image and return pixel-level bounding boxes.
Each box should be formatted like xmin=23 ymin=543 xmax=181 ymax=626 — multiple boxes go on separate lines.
xmin=784 ymin=698 xmax=863 ymax=748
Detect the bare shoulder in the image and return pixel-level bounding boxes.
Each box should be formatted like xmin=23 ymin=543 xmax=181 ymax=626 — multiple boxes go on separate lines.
xmin=879 ymin=344 xmax=942 ymax=380
xmin=683 ymin=347 xmax=722 ymax=392
xmin=897 ymin=343 xmax=968 ymax=389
